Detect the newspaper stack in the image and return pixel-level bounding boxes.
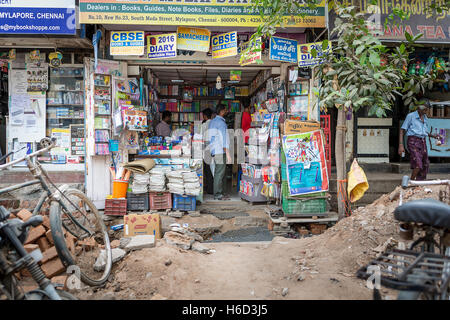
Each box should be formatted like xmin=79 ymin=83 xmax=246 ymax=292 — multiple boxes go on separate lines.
xmin=130 ymin=173 xmax=150 ymax=194
xmin=166 ymin=169 xmax=187 ymax=195
xmin=182 ymin=171 xmax=201 ymax=196
xmin=148 ymin=167 xmax=169 ymax=192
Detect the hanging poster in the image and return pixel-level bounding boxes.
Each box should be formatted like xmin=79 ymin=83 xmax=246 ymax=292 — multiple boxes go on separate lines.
xmin=240 ymin=37 xmax=262 ymax=66
xmin=177 ymin=27 xmax=211 ymax=52
xmin=282 ymin=130 xmax=328 ymax=195
xmin=298 ymin=41 xmax=331 ymax=67
xmin=269 ymin=36 xmax=298 ymax=63
xmin=212 ymin=31 xmax=237 ymax=59
xmin=147 ymin=33 xmax=177 ymax=59
xmin=50 ymin=128 xmax=71 ymax=164
xmin=122 ymin=109 xmax=148 ymax=131
xmin=110 ymin=31 xmax=145 ymax=56
xmin=26 ymin=63 xmax=48 ymax=92
xmin=230 ymin=70 xmax=241 ymax=81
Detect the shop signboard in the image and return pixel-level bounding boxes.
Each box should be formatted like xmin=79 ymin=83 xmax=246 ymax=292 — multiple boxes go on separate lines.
xmin=79 ymin=0 xmax=326 ymax=28
xmin=328 ymin=0 xmax=450 ymax=43
xmin=110 ymin=31 xmax=145 ymax=56
xmin=177 ymin=27 xmax=211 ymax=52
xmin=282 ymin=130 xmax=329 ymax=195
xmin=240 ymin=37 xmax=262 ymax=66
xmin=147 ymin=33 xmax=177 ymax=59
xmin=269 ymin=36 xmax=298 ymax=64
xmin=0 ymin=0 xmax=76 ymax=35
xmin=230 ymin=70 xmax=241 ymax=81
xmin=212 ymin=31 xmax=238 ymax=59
xmin=298 ymin=41 xmax=331 ymax=67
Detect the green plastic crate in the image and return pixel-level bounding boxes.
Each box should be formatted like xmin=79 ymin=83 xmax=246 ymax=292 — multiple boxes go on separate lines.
xmin=282 ymin=196 xmax=327 ymax=215
xmin=281 ymin=181 xmax=326 ymax=199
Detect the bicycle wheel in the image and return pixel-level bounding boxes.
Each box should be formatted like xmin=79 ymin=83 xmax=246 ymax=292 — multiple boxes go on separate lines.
xmin=50 ymin=190 xmax=112 ymax=287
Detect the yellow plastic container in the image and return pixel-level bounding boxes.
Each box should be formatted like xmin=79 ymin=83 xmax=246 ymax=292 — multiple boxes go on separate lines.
xmin=112 ymin=180 xmax=128 ymax=199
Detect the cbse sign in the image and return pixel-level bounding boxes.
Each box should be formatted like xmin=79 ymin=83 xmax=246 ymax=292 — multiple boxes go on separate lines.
xmin=110 ymin=31 xmax=144 ymax=56
xmin=298 ymin=41 xmax=331 ymax=67
xmin=269 ymin=36 xmax=298 ymax=63
xmin=212 ymin=31 xmax=237 ymax=59
xmin=147 ymin=33 xmax=177 ymax=59
xmin=0 ymin=0 xmax=76 ymax=35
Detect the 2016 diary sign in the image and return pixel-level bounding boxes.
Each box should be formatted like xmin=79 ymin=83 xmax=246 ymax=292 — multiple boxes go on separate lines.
xmin=147 ymin=33 xmax=177 ymax=59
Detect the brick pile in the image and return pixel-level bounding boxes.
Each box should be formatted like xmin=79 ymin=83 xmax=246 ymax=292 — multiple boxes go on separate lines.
xmin=10 ymin=209 xmax=80 ymax=288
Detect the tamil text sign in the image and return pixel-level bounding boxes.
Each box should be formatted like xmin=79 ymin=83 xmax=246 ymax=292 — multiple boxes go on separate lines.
xmin=269 ymin=36 xmax=298 ymax=63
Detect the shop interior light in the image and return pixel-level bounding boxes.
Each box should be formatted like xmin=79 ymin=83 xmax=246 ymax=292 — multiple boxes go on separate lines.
xmin=171 ymin=79 xmax=184 ymax=83
xmin=216 ymin=74 xmax=222 ymax=90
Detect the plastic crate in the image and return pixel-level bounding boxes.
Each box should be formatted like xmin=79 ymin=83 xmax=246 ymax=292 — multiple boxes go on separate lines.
xmin=127 ymin=192 xmax=149 ymax=211
xmin=105 ymin=198 xmax=127 ymax=216
xmin=173 ymin=194 xmax=196 ymax=211
xmin=281 ymin=163 xmax=287 ymax=181
xmin=281 ymin=181 xmax=326 ymax=199
xmin=282 ymin=196 xmax=327 ymax=215
xmin=149 ymin=192 xmax=172 ymax=210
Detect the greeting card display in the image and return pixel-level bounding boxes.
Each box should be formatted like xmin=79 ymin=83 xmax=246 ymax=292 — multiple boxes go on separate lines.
xmin=122 ymin=109 xmax=148 ymax=131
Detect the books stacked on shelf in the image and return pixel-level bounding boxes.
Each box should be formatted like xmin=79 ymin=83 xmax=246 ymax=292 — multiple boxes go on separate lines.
xmin=208 ymin=87 xmax=224 ymax=96
xmin=95 ymin=129 xmax=110 ymax=143
xmin=160 ymin=85 xmax=179 ymax=96
xmin=179 ymin=101 xmax=200 ymax=112
xmin=94 ymin=117 xmax=110 ymax=129
xmin=235 ymin=86 xmax=249 ymax=96
xmin=192 ymin=87 xmax=209 ymax=96
xmin=95 ymin=143 xmax=109 ymax=155
xmin=94 ymin=74 xmax=112 ymax=156
xmin=47 ymin=91 xmax=84 ymax=105
xmin=159 ymin=99 xmax=178 ymax=112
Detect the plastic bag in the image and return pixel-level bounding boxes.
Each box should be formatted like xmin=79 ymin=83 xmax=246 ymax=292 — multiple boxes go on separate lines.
xmin=347 ymin=159 xmax=369 ymax=203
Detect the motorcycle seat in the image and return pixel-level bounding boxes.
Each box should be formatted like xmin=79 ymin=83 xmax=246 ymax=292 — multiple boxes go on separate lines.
xmin=394 ymin=199 xmax=450 ymax=229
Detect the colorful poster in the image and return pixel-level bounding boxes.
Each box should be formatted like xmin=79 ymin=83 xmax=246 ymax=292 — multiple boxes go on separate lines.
xmin=177 ymin=27 xmax=211 ymax=52
xmin=269 ymin=36 xmax=298 ymax=63
xmin=298 ymin=41 xmax=331 ymax=67
xmin=79 ymin=0 xmax=326 ymax=28
xmin=212 ymin=31 xmax=237 ymax=59
xmin=110 ymin=31 xmax=145 ymax=55
xmin=240 ymin=37 xmax=262 ymax=66
xmin=0 ymin=0 xmax=76 ymax=35
xmin=230 ymin=70 xmax=241 ymax=81
xmin=282 ymin=130 xmax=329 ymax=195
xmin=427 ymin=118 xmax=450 ymax=157
xmin=147 ymin=33 xmax=177 ymax=59
xmin=122 ymin=109 xmax=148 ymax=131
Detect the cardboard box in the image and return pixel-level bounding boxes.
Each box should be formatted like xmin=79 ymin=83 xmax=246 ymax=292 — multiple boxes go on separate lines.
xmin=283 ymin=120 xmax=320 ymax=135
xmin=124 ymin=214 xmax=162 ymax=239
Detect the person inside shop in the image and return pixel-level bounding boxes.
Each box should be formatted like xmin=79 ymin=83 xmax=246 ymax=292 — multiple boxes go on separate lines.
xmin=202 ymin=108 xmax=214 ymax=194
xmin=208 ymin=104 xmax=231 ymax=200
xmin=241 ymin=104 xmax=252 ymax=144
xmin=398 ymin=99 xmax=442 ymax=181
xmin=156 ymin=111 xmax=172 ymax=137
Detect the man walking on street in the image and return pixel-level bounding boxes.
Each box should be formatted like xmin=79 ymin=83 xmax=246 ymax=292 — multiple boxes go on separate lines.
xmin=398 ymin=100 xmax=441 ymax=180
xmin=208 ymin=104 xmax=231 ymax=200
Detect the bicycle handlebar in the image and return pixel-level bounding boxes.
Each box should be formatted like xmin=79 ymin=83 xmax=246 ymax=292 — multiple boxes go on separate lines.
xmin=0 ymin=139 xmax=56 ymax=171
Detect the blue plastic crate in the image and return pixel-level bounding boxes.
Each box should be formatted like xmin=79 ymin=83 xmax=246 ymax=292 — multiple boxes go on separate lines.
xmin=173 ymin=194 xmax=196 ymax=211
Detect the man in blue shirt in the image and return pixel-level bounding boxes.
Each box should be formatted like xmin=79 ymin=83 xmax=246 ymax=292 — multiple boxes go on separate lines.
xmin=208 ymin=104 xmax=231 ymax=200
xmin=398 ymin=100 xmax=441 ymax=180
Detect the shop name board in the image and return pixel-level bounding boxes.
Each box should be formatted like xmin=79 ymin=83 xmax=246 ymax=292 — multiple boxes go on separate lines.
xmin=177 ymin=27 xmax=211 ymax=52
xmin=298 ymin=42 xmax=331 ymax=67
xmin=328 ymin=0 xmax=450 ymax=43
xmin=79 ymin=0 xmax=326 ymax=28
xmin=240 ymin=37 xmax=262 ymax=66
xmin=110 ymin=31 xmax=145 ymax=55
xmin=0 ymin=0 xmax=76 ymax=35
xmin=212 ymin=31 xmax=237 ymax=59
xmin=147 ymin=33 xmax=177 ymax=59
xmin=269 ymin=36 xmax=298 ymax=64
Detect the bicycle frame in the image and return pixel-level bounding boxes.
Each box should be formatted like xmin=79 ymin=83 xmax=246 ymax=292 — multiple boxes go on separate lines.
xmin=0 ymin=154 xmax=92 ymax=237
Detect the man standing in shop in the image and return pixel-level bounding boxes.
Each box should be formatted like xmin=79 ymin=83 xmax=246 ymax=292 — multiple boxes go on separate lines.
xmin=208 ymin=104 xmax=231 ymax=200
xmin=398 ymin=100 xmax=441 ymax=180
xmin=156 ymin=111 xmax=172 ymax=137
xmin=202 ymin=108 xmax=214 ymax=194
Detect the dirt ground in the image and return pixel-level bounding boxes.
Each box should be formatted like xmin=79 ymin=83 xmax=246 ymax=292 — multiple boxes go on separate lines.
xmin=68 ymin=184 xmax=450 ymax=299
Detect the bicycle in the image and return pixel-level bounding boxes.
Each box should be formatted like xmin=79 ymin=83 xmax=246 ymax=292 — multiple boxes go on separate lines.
xmin=357 ymin=176 xmax=450 ymax=300
xmin=0 ymin=138 xmax=112 ymax=286
xmin=0 ymin=205 xmax=77 ymax=300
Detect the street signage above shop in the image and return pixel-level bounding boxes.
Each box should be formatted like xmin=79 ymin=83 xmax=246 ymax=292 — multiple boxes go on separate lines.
xmin=240 ymin=37 xmax=262 ymax=66
xmin=110 ymin=31 xmax=145 ymax=55
xmin=328 ymin=0 xmax=450 ymax=43
xmin=79 ymin=0 xmax=326 ymax=28
xmin=147 ymin=33 xmax=177 ymax=59
xmin=177 ymin=27 xmax=211 ymax=52
xmin=212 ymin=31 xmax=238 ymax=59
xmin=0 ymin=0 xmax=76 ymax=35
xmin=298 ymin=41 xmax=331 ymax=68
xmin=269 ymin=36 xmax=298 ymax=64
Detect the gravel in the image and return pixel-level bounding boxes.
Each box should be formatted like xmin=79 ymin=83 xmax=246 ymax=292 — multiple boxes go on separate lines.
xmin=205 ymin=227 xmax=274 ymax=243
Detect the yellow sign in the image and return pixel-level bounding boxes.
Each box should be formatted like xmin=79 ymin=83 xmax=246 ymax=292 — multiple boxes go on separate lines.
xmin=177 ymin=27 xmax=211 ymax=52
xmin=240 ymin=37 xmax=262 ymax=66
xmin=79 ymin=0 xmax=326 ymax=28
xmin=212 ymin=31 xmax=237 ymax=59
xmin=297 ymin=41 xmax=331 ymax=67
xmin=110 ymin=31 xmax=145 ymax=55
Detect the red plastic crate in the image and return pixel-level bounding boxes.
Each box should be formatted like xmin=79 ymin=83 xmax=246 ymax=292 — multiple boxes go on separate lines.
xmin=149 ymin=192 xmax=172 ymax=210
xmin=105 ymin=198 xmax=127 ymax=216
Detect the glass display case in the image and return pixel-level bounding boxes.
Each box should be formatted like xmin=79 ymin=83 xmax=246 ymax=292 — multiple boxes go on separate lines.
xmin=45 ymin=65 xmax=85 ymax=164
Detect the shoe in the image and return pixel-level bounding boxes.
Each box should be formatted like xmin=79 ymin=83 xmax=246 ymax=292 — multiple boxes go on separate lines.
xmin=214 ymin=195 xmax=223 ymax=200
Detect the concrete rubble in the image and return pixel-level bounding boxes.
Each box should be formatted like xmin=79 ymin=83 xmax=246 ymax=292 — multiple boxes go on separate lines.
xmin=94 ymin=248 xmax=126 ymax=272
xmin=163 ymin=224 xmax=212 ymax=253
